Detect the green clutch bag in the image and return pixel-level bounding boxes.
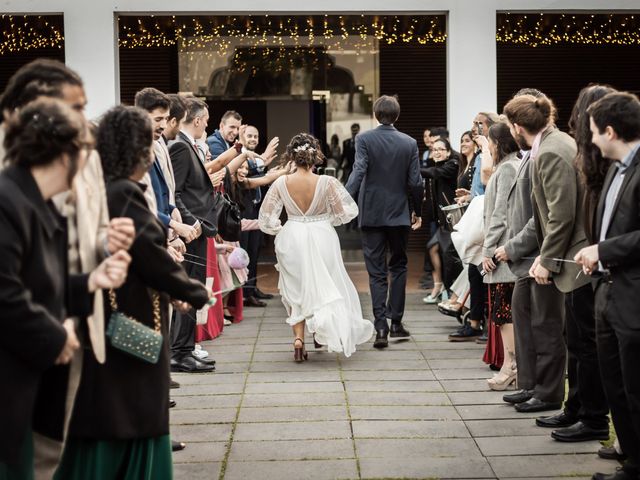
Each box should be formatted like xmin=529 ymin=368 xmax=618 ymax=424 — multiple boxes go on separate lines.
xmin=105 ymin=289 xmax=163 ymax=364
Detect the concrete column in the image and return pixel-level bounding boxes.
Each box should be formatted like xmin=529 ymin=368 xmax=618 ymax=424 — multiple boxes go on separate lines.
xmin=63 ymin=5 xmax=119 ymax=120
xmin=446 ymin=1 xmax=498 ymax=142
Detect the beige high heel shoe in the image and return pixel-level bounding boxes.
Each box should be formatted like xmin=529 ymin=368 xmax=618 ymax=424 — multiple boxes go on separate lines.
xmin=488 ymin=352 xmax=517 ymax=391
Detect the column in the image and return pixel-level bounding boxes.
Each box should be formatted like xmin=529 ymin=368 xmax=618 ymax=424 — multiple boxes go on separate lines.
xmin=63 ymin=5 xmax=119 ymax=120
xmin=446 ymin=1 xmax=498 ymax=142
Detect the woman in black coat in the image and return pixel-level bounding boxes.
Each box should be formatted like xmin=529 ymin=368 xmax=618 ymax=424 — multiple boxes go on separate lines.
xmin=58 ymin=106 xmax=211 ymax=480
xmin=420 ymin=138 xmax=459 ymax=303
xmin=0 ymin=99 xmax=130 ymax=479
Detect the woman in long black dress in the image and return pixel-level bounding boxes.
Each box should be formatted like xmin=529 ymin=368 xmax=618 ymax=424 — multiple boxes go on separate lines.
xmin=0 ymin=98 xmax=130 ymax=480
xmin=57 ymin=106 xmax=211 ymax=480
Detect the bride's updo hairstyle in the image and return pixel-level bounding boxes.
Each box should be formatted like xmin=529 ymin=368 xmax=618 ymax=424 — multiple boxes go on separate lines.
xmin=283 ymin=133 xmax=325 ymax=168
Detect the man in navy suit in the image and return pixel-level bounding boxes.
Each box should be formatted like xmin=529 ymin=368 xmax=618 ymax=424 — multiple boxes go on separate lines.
xmin=345 ymin=95 xmax=424 ymax=348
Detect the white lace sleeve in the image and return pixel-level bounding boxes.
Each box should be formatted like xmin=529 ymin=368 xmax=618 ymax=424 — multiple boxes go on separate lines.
xmin=258 ymin=180 xmax=284 ymax=235
xmin=326 ymin=176 xmax=359 ymax=226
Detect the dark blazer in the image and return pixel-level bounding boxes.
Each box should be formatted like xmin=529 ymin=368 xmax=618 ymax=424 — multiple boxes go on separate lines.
xmin=594 ymin=147 xmax=640 ymax=332
xmin=69 ymin=179 xmax=209 ymax=440
xmin=345 ymin=124 xmax=423 ymax=227
xmin=0 ymin=166 xmax=92 ymax=463
xmin=170 ymin=132 xmax=218 ymax=237
xmin=421 ymin=157 xmax=458 ymax=227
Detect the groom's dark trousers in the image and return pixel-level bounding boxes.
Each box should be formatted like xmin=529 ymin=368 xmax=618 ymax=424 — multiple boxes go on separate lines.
xmin=361 ymin=226 xmax=410 ymax=333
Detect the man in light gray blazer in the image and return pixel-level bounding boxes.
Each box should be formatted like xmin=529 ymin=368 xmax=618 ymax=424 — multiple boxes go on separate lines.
xmin=345 ymin=95 xmax=423 ymax=348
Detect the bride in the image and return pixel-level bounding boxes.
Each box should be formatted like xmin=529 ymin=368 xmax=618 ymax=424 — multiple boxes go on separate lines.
xmin=259 ymin=133 xmax=374 ymax=362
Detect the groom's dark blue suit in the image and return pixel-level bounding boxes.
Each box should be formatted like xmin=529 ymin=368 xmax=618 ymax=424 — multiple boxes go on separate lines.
xmin=345 ymin=124 xmax=423 ymax=334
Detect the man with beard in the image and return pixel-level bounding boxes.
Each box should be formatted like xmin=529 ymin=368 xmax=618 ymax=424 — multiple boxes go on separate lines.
xmin=501 ymin=93 xmax=589 ymax=413
xmin=237 ymin=125 xmax=280 ymax=306
xmin=135 ymin=88 xmax=199 ymax=244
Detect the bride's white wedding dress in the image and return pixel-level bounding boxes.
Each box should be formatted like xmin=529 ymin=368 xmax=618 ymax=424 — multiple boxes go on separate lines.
xmin=258 ymin=175 xmax=374 ymax=357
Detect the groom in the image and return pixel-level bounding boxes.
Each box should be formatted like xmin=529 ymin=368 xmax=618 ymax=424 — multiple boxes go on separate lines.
xmin=345 ymin=95 xmax=424 ymax=348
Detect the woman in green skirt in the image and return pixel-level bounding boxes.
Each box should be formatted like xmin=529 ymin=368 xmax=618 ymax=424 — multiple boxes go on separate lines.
xmin=56 ymin=106 xmax=211 ymax=479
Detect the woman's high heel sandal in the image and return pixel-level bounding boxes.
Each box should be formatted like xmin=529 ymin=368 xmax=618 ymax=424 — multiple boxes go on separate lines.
xmin=423 ymin=282 xmax=444 ymax=304
xmin=487 ymin=369 xmax=517 ymax=391
xmin=293 ymin=338 xmax=308 ymax=363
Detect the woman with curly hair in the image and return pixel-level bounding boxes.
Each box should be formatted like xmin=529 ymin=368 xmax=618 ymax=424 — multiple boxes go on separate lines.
xmin=56 ymin=105 xmax=212 ymax=480
xmin=259 ymin=133 xmax=374 ymax=361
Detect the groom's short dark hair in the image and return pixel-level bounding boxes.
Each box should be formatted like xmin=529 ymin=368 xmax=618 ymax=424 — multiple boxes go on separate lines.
xmin=374 ymin=95 xmax=400 ymax=125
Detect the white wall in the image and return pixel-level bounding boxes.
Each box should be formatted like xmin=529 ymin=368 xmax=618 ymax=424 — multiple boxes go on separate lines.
xmin=3 ymin=0 xmax=639 ymax=135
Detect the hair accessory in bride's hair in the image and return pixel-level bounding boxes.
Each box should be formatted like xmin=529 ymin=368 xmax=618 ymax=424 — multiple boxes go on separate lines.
xmin=293 ymin=143 xmax=315 ymax=153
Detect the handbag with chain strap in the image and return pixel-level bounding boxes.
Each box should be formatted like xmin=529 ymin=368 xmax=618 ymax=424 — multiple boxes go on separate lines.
xmin=105 ymin=289 xmax=163 ymax=364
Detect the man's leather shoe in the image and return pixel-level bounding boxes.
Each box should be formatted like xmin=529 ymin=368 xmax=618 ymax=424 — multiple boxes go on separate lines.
xmin=170 ymin=378 xmax=180 ymax=389
xmin=171 ymin=356 xmax=215 ymax=373
xmin=592 ymin=468 xmax=638 ymax=480
xmin=244 ymin=296 xmax=267 ymax=307
xmin=514 ymin=397 xmax=562 ymax=413
xmin=536 ymin=410 xmax=578 ymax=428
xmin=598 ymin=446 xmax=627 ymax=462
xmin=551 ymin=421 xmax=609 ymax=442
xmin=389 ymin=323 xmax=410 ymax=338
xmin=503 ymin=389 xmax=533 ymax=404
xmin=191 ymin=352 xmax=216 ymax=366
xmin=172 ymin=440 xmax=186 ymax=452
xmin=373 ymin=330 xmax=388 ymax=349
xmin=254 ymin=289 xmax=274 ymax=300
xmin=169 ymin=399 xmax=176 ymax=408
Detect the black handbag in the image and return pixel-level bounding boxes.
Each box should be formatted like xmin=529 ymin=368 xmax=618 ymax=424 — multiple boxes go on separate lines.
xmin=214 ymin=191 xmax=242 ymax=241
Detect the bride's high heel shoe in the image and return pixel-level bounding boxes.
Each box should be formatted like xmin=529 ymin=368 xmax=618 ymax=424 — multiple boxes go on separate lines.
xmin=293 ymin=338 xmax=308 ymax=363
xmin=313 ymin=334 xmax=322 ymax=349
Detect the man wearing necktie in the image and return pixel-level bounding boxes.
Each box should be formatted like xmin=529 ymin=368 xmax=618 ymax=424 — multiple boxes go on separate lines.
xmin=575 ymin=92 xmax=640 ymax=480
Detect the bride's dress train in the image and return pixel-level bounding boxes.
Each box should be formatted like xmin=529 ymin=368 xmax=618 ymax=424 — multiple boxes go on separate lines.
xmin=259 ymin=175 xmax=374 ymax=357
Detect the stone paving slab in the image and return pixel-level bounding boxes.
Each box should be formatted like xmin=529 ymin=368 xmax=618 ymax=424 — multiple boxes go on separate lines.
xmin=355 ymin=438 xmax=483 ymax=458
xmin=232 ymin=421 xmax=353 ymax=441
xmin=351 ymin=420 xmax=471 ymax=439
xmin=170 ymin=294 xmax=616 ymax=480
xmin=228 ymin=439 xmax=355 ymax=461
xmin=487 ymin=454 xmax=615 ymax=478
xmin=476 ymin=435 xmax=602 ymax=456
xmin=223 ymin=459 xmax=359 ymax=480
xmin=359 ymin=457 xmax=496 ymax=479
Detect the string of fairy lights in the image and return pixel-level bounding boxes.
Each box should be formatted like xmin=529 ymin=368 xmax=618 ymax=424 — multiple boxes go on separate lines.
xmin=2 ymin=13 xmax=640 ymax=56
xmin=496 ymin=12 xmax=640 ymax=47
xmin=0 ymin=15 xmax=64 ymax=55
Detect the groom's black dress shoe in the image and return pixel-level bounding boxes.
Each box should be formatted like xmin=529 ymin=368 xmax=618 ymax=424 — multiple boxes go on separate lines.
xmin=514 ymin=397 xmax=561 ymax=413
xmin=373 ymin=330 xmax=388 ymax=349
xmin=536 ymin=411 xmax=578 ymax=428
xmin=254 ymin=289 xmax=274 ymax=300
xmin=551 ymin=421 xmax=609 ymax=442
xmin=389 ymin=323 xmax=411 ymax=338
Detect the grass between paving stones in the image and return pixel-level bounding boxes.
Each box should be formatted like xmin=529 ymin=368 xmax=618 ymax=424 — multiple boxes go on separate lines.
xmin=217 ymin=314 xmax=264 ymax=480
xmin=337 ymin=355 xmax=362 ymax=480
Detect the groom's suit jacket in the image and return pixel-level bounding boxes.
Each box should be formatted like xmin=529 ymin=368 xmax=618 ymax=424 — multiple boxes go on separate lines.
xmin=344 ymin=124 xmax=423 ymax=228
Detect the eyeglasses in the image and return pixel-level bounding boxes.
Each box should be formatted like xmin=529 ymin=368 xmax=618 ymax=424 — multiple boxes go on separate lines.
xmin=432 ymin=147 xmax=448 ymax=152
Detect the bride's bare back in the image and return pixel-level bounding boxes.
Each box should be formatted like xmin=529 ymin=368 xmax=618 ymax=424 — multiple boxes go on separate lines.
xmin=284 ymin=172 xmax=320 ymax=215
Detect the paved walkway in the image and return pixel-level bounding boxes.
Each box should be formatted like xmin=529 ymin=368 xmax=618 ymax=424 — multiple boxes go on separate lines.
xmin=171 ymin=294 xmax=617 ymax=480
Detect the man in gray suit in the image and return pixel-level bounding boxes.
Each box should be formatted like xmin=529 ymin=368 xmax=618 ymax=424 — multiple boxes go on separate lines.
xmin=345 ymin=95 xmax=424 ymax=348
xmin=499 ymin=91 xmax=590 ymax=413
